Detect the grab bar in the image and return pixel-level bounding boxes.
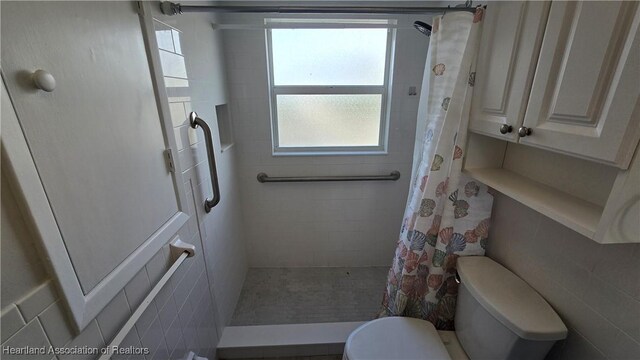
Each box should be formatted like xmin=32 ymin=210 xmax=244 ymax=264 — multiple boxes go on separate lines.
xmin=98 ymin=239 xmax=195 ymax=360
xmin=257 ymin=171 xmax=400 ymax=183
xmin=189 ymin=112 xmax=221 ymax=213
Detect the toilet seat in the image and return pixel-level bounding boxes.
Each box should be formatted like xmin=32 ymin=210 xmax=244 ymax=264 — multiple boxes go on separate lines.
xmin=344 ymin=317 xmax=452 ymax=360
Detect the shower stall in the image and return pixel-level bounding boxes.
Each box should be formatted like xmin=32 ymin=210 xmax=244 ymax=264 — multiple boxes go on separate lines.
xmin=212 ymin=7 xmax=439 ymax=328
xmin=148 ymin=0 xmax=475 ymax=353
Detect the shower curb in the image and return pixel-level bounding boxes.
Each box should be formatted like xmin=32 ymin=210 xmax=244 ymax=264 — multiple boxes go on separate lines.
xmin=217 ymin=321 xmax=365 ymax=359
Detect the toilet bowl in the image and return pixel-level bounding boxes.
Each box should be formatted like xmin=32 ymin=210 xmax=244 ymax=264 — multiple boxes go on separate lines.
xmin=344 ymin=256 xmax=567 ymax=360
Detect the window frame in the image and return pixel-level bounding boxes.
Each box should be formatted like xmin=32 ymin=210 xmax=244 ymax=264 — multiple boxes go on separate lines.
xmin=266 ymin=22 xmax=396 ymax=156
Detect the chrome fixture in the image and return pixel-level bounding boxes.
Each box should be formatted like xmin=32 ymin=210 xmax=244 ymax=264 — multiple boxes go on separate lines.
xmin=518 ymin=126 xmax=533 ymax=137
xmin=499 ymin=124 xmax=513 ymax=134
xmin=413 ymin=21 xmax=432 ymax=36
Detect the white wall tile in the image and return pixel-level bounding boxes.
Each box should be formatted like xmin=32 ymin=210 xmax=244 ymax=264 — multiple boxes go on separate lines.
xmin=487 ymin=194 xmax=640 ymax=360
xmin=584 ymin=276 xmax=640 ymax=343
xmin=58 ymin=320 xmax=104 ymax=360
xmin=157 ymin=293 xmax=179 ymax=335
xmin=169 ymin=335 xmax=188 ymax=360
xmin=139 ymin=317 xmax=166 ymax=356
xmin=610 ymin=331 xmax=640 ymax=360
xmin=1 ymin=319 xmax=51 ymax=360
xmin=173 ymin=272 xmax=195 ymax=314
xmin=111 ymin=328 xmax=141 ymax=360
xmin=592 ymin=243 xmax=640 ymax=300
xmin=163 ymin=315 xmax=183 ymax=355
xmin=177 ymin=298 xmax=195 ymax=337
xmin=145 ymin=249 xmax=168 ymax=287
xmin=135 ymin=302 xmax=158 ymax=339
xmin=562 ymin=297 xmax=619 ymax=355
xmin=151 ymin=343 xmax=170 ymax=360
xmin=154 ymin=281 xmax=177 ymax=319
xmin=38 ymin=301 xmax=74 ymax=347
xmin=187 ymin=271 xmax=208 ymax=312
xmin=96 ymin=291 xmax=131 ymax=345
xmin=16 ymin=281 xmax=57 ymax=322
xmin=183 ymin=313 xmax=200 ymax=353
xmin=560 ymin=331 xmax=606 ymax=360
xmin=222 ymin=16 xmax=425 ymax=268
xmin=0 ymin=305 xmax=26 ymax=344
xmin=124 ymin=268 xmax=151 ymax=311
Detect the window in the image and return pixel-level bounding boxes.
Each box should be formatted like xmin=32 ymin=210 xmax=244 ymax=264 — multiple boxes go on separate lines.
xmin=267 ymin=20 xmax=395 ymax=155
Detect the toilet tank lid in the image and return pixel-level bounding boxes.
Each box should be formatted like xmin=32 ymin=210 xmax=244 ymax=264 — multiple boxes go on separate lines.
xmin=457 ymin=256 xmax=567 ymax=341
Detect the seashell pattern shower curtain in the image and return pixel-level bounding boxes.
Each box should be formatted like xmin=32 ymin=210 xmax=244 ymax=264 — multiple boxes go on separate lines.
xmin=380 ymin=8 xmax=493 ymax=330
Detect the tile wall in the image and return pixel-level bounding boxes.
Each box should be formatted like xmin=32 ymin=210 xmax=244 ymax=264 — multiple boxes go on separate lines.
xmin=219 ymin=12 xmax=433 ymax=267
xmin=486 ymin=193 xmax=640 ymax=360
xmin=150 ymin=5 xmax=249 ymax=331
xmin=1 ymin=170 xmax=217 ymax=360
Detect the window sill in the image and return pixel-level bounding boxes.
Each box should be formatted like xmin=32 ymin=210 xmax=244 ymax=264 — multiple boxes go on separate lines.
xmin=272 ymin=150 xmax=388 ymax=157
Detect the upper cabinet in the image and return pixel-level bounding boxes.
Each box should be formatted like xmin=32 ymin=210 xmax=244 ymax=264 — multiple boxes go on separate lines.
xmin=465 ymin=1 xmax=640 ymax=244
xmin=470 ymin=1 xmax=549 ymax=143
xmin=471 ymin=1 xmax=640 ymax=169
xmin=523 ymin=1 xmax=640 ymax=168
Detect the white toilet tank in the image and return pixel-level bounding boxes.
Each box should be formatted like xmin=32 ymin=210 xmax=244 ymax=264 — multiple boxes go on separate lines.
xmin=455 ymin=257 xmax=567 ymax=360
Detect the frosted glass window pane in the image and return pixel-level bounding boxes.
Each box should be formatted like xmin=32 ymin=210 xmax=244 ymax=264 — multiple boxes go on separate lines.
xmin=271 ymin=29 xmax=388 ymax=86
xmin=277 ymin=95 xmax=382 ymax=147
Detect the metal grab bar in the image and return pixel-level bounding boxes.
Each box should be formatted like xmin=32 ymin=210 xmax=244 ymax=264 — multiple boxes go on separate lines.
xmin=257 ymin=171 xmax=401 ymax=183
xmin=189 ymin=112 xmax=221 ymax=213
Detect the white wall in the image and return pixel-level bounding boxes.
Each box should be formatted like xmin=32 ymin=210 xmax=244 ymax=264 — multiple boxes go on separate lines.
xmin=220 ymin=11 xmax=432 ymax=267
xmin=487 ymin=194 xmax=640 ymax=359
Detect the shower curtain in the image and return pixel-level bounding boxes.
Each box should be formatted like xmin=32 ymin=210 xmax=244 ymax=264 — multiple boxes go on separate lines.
xmin=380 ymin=8 xmax=493 ymax=330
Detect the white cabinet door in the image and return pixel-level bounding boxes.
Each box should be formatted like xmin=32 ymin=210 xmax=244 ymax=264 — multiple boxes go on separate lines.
xmin=521 ymin=1 xmax=640 ymax=168
xmin=1 ymin=2 xmax=188 ymax=330
xmin=469 ymin=1 xmax=550 ymax=142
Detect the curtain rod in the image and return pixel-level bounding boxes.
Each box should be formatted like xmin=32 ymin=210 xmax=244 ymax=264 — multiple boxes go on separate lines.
xmin=160 ymin=2 xmax=480 ymax=16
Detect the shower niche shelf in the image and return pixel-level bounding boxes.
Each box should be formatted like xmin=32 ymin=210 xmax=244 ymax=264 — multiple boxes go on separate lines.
xmin=215 ymin=103 xmax=234 ymax=152
xmin=463 ymin=133 xmax=639 ymax=244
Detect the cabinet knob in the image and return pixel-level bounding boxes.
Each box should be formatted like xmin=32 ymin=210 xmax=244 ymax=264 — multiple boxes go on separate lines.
xmin=499 ymin=124 xmax=513 ymax=134
xmin=518 ymin=126 xmax=532 ymax=137
xmin=32 ymin=69 xmax=56 ymax=92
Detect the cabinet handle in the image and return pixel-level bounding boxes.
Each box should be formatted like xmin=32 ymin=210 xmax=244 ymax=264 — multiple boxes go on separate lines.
xmin=189 ymin=112 xmax=221 ymax=213
xmin=499 ymin=124 xmax=513 ymax=134
xmin=518 ymin=126 xmax=532 ymax=137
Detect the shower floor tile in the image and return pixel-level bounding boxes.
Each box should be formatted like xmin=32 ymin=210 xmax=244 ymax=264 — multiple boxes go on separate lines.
xmin=230 ymin=267 xmax=389 ymax=326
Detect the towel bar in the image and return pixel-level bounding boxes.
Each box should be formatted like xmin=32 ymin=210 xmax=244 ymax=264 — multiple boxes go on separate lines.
xmin=97 ymin=239 xmax=195 ymax=360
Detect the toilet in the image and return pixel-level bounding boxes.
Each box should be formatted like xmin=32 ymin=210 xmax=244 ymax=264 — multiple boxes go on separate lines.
xmin=344 ymin=256 xmax=568 ymax=360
